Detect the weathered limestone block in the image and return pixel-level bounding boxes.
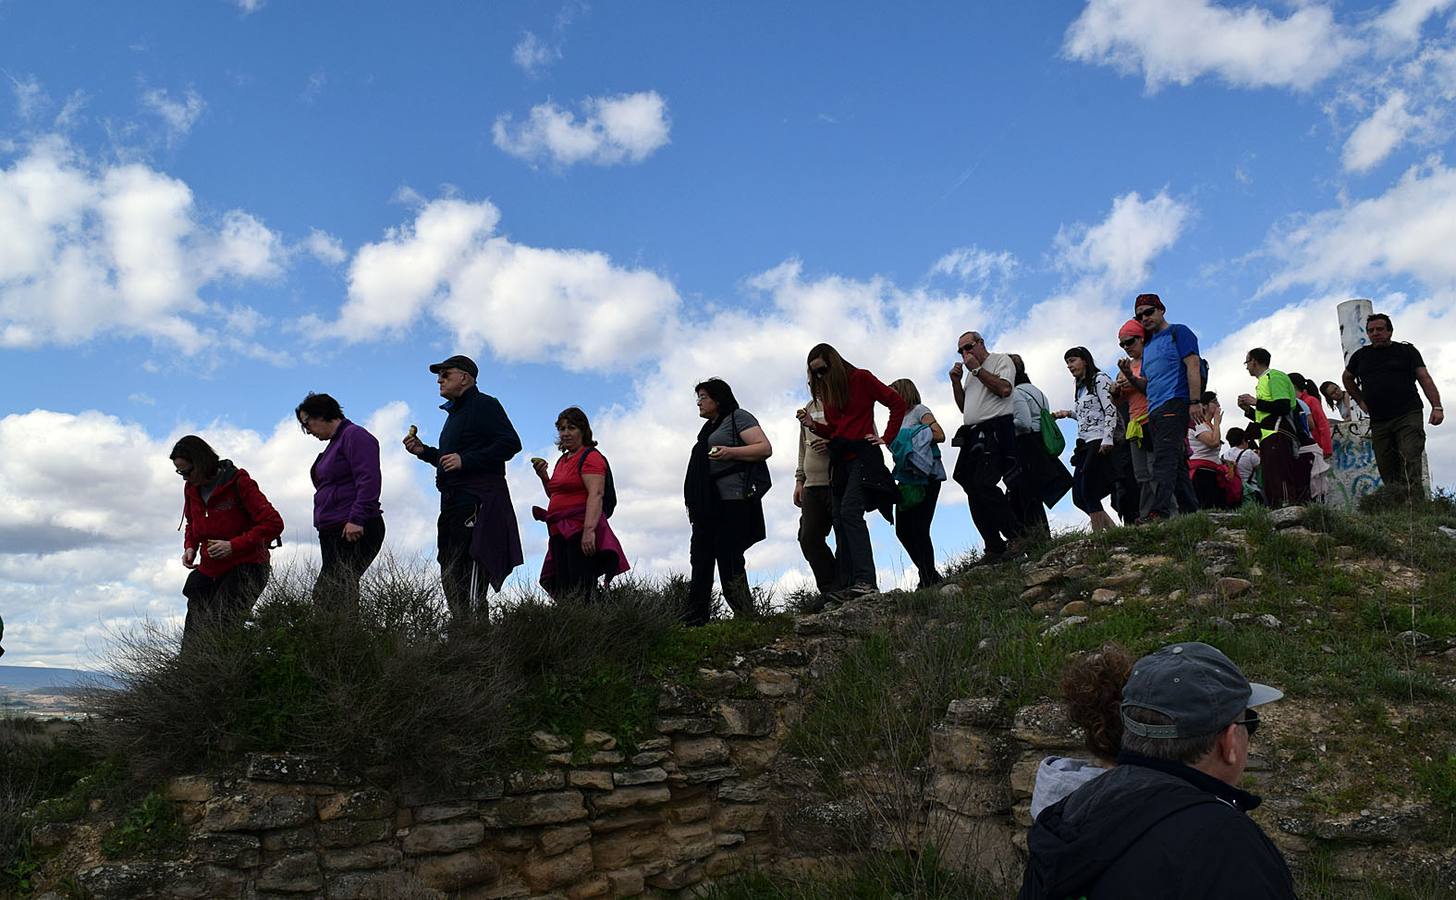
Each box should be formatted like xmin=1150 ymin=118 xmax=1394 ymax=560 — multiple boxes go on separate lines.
xmin=539 ymin=823 xmax=591 ymax=856
xmin=927 ymin=773 xmax=1015 ymax=817
xmin=717 ymin=776 xmax=770 ymax=803
xmin=726 ymin=737 xmax=780 ymax=776
xmin=925 ymin=807 xmax=1022 ymax=887
xmin=246 ymin=753 xmax=357 ymax=786
xmin=1009 ymin=751 xmax=1045 ymax=800
xmin=646 ymin=862 xmax=705 ymax=891
xmin=782 ymin=801 xmax=874 ymax=852
xmin=325 ymin=870 xmax=440 ymax=900
xmin=666 ymin=822 xmax=716 ymax=861
xmin=588 ymin=810 xmax=664 ymax=834
xmin=78 ymin=862 xmax=244 ymax=900
xmin=585 ymin=750 xmax=625 ymax=765
xmin=656 ymin=716 xmax=716 ymax=735
xmin=317 ymin=788 xmax=394 ymax=822
xmin=530 ymin=731 xmax=571 ymax=752
xmin=680 ymin=765 xmax=738 ymax=785
xmin=256 ymin=851 xmax=323 ymax=893
xmin=321 ymin=842 xmax=403 ymax=871
xmin=317 ymin=819 xmax=390 ymax=848
xmin=189 ymin=832 xmax=260 ymax=867
xmin=665 ymin=795 xmax=712 ymax=824
xmin=637 ymin=737 xmax=671 ymax=751
xmin=715 ymin=699 xmax=775 ymax=737
xmin=629 ymin=750 xmax=670 ymax=766
xmin=603 ymin=867 xmax=646 ymax=897
xmin=567 ymin=769 xmax=614 ymax=791
xmin=261 ymin=825 xmax=316 ymax=851
xmin=613 ymin=767 xmax=668 ymax=786
xmin=507 ymin=770 xmax=566 ymax=794
xmin=164 ymin=775 xmax=216 ymax=804
xmin=749 ymin=667 xmax=800 ymax=698
xmin=412 ymin=800 xmax=478 ymax=823
xmin=413 ymin=848 xmax=501 ymax=891
xmin=201 ymin=793 xmax=314 ymax=832
xmin=402 ymin=820 xmax=486 ymax=855
xmin=696 ymin=668 xmax=745 ymax=693
xmin=1012 ymin=701 xmax=1083 ymax=749
xmin=592 ymin=828 xmax=664 ymax=870
xmin=524 ymin=842 xmax=593 ymax=891
xmin=674 ymin=736 xmax=730 ymax=768
xmin=29 ymin=822 xmax=74 ymax=851
xmin=566 ymin=873 xmax=612 ymax=898
xmin=1089 ymin=588 xmax=1119 ymax=605
xmin=705 ymin=849 xmax=745 ymax=877
xmin=589 ymin=785 xmax=671 ymax=813
xmin=485 ymin=790 xmax=588 ymax=827
xmin=657 ymin=683 xmax=708 ymax=714
xmin=928 ymin=724 xmax=1000 ymax=773
xmin=581 ymin=730 xmax=617 ymax=750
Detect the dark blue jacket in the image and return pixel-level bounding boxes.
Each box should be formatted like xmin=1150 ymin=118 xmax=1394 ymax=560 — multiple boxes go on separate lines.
xmin=1019 ymin=753 xmax=1294 ymax=900
xmin=418 ymin=386 xmax=522 ymax=505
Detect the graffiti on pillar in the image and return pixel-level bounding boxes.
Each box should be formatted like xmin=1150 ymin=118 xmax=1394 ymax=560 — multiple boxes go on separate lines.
xmin=1328 ymin=419 xmax=1380 ymax=510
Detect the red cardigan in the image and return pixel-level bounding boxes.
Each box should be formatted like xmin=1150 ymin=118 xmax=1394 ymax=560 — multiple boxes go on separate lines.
xmin=1298 ymin=390 xmax=1333 ymax=456
xmin=182 ymin=466 xmax=285 ymax=578
xmin=808 ymin=366 xmax=907 ymax=446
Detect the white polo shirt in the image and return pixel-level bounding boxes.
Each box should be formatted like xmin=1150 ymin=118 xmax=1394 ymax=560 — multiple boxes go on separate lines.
xmin=963 ymin=351 xmax=1017 ymax=426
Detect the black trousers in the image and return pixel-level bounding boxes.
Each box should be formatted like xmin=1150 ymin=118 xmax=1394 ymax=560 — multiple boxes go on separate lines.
xmin=181 ymin=563 xmax=269 ymax=653
xmin=895 ymin=479 xmax=941 ymax=588
xmin=686 ymin=501 xmax=757 ymax=626
xmin=797 ymin=485 xmax=837 ymax=593
xmin=546 ymin=531 xmax=600 ymax=602
xmin=1147 ymin=399 xmax=1194 ymax=518
xmin=1009 ymin=433 xmax=1051 ymax=538
xmin=438 ymin=505 xmax=489 ymax=626
xmin=314 ymin=516 xmax=386 ymax=613
xmin=953 ymin=416 xmax=1022 ymax=556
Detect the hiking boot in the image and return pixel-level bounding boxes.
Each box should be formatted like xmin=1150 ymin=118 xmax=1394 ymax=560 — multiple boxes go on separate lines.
xmin=834 ymin=583 xmax=879 ymax=602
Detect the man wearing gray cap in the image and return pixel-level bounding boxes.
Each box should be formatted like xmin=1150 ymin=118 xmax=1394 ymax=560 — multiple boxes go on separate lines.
xmin=404 ymin=355 xmax=523 ymax=628
xmin=1019 ymin=642 xmax=1294 ymax=899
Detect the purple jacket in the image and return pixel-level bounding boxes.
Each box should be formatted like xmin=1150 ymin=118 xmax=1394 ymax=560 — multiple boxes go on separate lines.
xmin=310 ymin=420 xmax=383 ymax=530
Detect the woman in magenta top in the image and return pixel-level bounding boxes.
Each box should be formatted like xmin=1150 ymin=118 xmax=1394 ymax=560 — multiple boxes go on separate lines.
xmin=796 ymin=343 xmax=906 ymax=600
xmin=531 ymin=407 xmax=628 ymax=601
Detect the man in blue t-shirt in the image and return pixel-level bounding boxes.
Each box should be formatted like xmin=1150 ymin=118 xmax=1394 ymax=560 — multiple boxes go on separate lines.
xmin=1135 ymin=294 xmax=1204 ymax=520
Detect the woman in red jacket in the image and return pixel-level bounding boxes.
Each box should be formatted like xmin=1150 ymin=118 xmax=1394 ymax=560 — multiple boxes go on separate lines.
xmin=171 ymin=435 xmax=285 ymax=651
xmin=797 ymin=343 xmax=906 ymax=601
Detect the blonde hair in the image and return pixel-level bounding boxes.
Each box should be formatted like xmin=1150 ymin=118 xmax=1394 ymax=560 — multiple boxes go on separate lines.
xmin=889 ymin=378 xmax=921 ymax=407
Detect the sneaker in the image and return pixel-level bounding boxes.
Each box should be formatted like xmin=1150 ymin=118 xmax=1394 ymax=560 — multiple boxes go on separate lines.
xmin=834 ymin=583 xmax=879 ymax=602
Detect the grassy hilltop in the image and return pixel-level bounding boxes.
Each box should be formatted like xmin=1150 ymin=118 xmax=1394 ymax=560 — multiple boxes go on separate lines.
xmin=3 ymin=493 xmax=1455 ymax=898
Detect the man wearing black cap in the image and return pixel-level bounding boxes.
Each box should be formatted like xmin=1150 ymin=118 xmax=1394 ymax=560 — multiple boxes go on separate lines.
xmin=403 ymin=355 xmax=523 ymax=627
xmin=1020 ymin=642 xmax=1294 ymax=899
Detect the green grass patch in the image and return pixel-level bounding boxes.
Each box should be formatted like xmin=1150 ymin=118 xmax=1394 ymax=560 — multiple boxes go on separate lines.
xmin=100 ymin=791 xmax=186 ymax=859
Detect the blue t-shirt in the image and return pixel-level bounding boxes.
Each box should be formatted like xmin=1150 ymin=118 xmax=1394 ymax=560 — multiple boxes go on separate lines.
xmin=1142 ymin=323 xmax=1200 ymax=412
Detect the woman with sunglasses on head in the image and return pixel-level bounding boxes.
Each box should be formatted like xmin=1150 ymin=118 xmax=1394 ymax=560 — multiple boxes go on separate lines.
xmin=296 ymin=392 xmax=385 ymax=614
xmin=683 ymin=378 xmax=773 ymax=625
xmin=1111 ymin=320 xmax=1156 ymax=522
xmin=171 ymin=435 xmax=285 ymax=652
xmin=1055 ymin=347 xmax=1118 ymax=532
xmin=797 ymin=344 xmax=906 ymax=600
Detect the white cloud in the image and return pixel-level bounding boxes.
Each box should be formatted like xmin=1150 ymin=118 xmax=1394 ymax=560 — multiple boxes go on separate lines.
xmin=1264 ymin=158 xmax=1456 ymax=293
xmin=1064 ymin=0 xmax=1357 ymax=91
xmin=318 ymin=196 xmax=680 ymax=371
xmin=1342 ymin=91 xmax=1420 ymax=173
xmin=1052 ymin=189 xmax=1191 ymax=287
xmin=930 ymin=247 xmax=1018 ymax=286
xmin=300 ymin=71 xmax=326 ymax=104
xmin=513 ymin=32 xmax=559 ymax=75
xmin=234 ymin=0 xmax=264 ymax=14
xmin=141 ymin=87 xmax=206 ymax=142
xmin=9 ymin=73 xmax=49 ymax=119
xmin=1372 ymin=0 xmax=1456 ymax=47
xmin=492 ymin=91 xmax=671 ymax=167
xmin=303 ymin=228 xmax=347 ymax=266
xmin=0 ymin=137 xmax=286 ymax=350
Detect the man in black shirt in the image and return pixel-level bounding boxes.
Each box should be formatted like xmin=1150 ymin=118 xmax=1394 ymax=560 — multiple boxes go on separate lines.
xmin=1020 ymin=642 xmax=1294 ymax=900
xmin=1342 ymin=314 xmax=1444 ymax=491
xmin=404 ymin=355 xmax=524 ymax=628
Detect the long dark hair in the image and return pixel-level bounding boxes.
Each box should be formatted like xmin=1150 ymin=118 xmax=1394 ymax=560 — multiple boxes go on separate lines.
xmin=1063 ymin=346 xmax=1102 ymax=394
xmin=1319 ymin=381 xmax=1341 ymax=411
xmin=807 ymin=343 xmax=853 ymax=411
xmin=1010 ymin=353 xmax=1030 ymax=386
xmin=694 ymin=378 xmax=740 ymax=421
xmin=555 ymin=406 xmax=598 ymax=449
xmin=170 ymin=435 xmax=221 ymax=479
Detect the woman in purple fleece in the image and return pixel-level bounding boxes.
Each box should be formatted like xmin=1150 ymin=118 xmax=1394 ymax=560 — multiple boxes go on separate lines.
xmin=297 ymin=393 xmax=386 ymax=612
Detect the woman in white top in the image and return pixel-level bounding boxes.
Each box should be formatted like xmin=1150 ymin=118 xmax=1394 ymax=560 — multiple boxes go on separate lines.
xmin=1224 ymin=426 xmax=1263 ymax=504
xmin=1188 ymin=392 xmax=1228 ymax=509
xmin=1054 ymin=347 xmax=1116 ymax=532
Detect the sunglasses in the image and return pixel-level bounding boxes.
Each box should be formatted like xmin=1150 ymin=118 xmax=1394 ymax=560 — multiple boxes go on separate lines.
xmin=1232 ymin=708 xmax=1260 ymax=737
xmin=957 ymin=342 xmax=979 ymax=355
xmin=1119 ymin=337 xmax=1141 ymax=348
xmin=809 ymin=364 xmax=829 ymax=378
xmin=1135 ymin=307 xmax=1158 ymax=319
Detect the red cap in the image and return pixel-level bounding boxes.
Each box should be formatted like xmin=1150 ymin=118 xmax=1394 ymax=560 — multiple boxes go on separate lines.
xmin=1135 ymin=293 xmax=1165 ymax=312
xmin=1118 ymin=319 xmax=1146 ymax=341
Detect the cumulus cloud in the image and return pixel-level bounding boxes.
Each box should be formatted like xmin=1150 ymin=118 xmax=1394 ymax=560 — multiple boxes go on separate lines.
xmin=302 ymin=228 xmax=347 ymax=266
xmin=141 ymin=87 xmax=205 ymax=142
xmin=1264 ymin=158 xmax=1456 ymax=293
xmin=0 ymin=403 xmax=440 ymax=667
xmin=492 ymin=91 xmax=671 ymax=167
xmin=0 ymin=137 xmax=286 ymax=350
xmin=317 ymin=196 xmax=681 ymax=370
xmin=1342 ymin=91 xmax=1421 ymax=173
xmin=1372 ymin=0 xmax=1456 ymax=47
xmin=1063 ymin=0 xmax=1357 ymax=91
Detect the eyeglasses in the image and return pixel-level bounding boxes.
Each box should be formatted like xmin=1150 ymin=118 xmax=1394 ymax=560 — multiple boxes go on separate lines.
xmin=958 ymin=341 xmax=980 ymax=355
xmin=175 ymin=466 xmax=193 ymax=478
xmin=809 ymin=364 xmax=829 ymax=378
xmin=1119 ymin=337 xmax=1141 ymax=348
xmin=1232 ymin=708 xmax=1260 ymax=737
xmin=1135 ymin=307 xmax=1158 ymax=319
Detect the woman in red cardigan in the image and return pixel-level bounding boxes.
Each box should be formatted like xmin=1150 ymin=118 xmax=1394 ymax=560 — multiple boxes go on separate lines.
xmin=172 ymin=435 xmax=284 ymax=652
xmin=796 ymin=343 xmax=906 ymax=601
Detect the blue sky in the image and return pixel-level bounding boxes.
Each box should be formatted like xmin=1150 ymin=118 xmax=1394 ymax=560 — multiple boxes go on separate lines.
xmin=3 ymin=0 xmax=1454 ymax=667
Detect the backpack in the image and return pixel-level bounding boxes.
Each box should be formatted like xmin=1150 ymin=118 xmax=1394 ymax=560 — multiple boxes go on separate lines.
xmin=1020 ymin=385 xmax=1065 ymax=457
xmin=576 ymin=447 xmax=618 ymax=518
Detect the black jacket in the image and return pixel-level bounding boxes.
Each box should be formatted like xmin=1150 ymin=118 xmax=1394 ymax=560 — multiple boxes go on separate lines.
xmin=419 ymin=386 xmax=522 ymax=500
xmin=1019 ymin=753 xmax=1295 ymax=900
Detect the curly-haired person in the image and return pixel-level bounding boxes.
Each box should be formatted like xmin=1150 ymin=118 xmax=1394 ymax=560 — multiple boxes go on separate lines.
xmin=1029 ymin=642 xmax=1134 ymax=819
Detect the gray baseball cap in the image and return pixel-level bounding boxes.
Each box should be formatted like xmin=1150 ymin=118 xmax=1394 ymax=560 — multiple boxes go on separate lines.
xmin=1121 ymin=642 xmax=1283 ymax=739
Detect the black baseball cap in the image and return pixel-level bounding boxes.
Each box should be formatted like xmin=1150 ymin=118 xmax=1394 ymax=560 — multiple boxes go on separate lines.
xmin=1121 ymin=642 xmax=1283 ymax=739
xmin=428 ymin=355 xmax=478 ymax=378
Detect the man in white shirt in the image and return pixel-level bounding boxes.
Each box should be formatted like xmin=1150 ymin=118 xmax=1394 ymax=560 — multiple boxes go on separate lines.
xmin=949 ymin=331 xmax=1024 ymax=560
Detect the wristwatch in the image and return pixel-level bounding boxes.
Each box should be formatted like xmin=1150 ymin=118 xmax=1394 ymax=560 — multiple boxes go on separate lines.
xmin=969 ymin=367 xmax=983 ymax=378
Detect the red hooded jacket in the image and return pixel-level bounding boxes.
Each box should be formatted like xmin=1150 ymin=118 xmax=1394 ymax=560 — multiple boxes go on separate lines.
xmin=182 ymin=462 xmax=285 ymax=578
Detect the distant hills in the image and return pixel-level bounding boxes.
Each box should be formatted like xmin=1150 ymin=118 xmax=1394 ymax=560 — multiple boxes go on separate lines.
xmin=0 ymin=665 xmax=120 ymax=693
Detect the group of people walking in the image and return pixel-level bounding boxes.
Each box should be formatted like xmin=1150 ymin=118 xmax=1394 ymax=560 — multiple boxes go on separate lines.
xmin=169 ymin=301 xmax=1443 ymax=645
